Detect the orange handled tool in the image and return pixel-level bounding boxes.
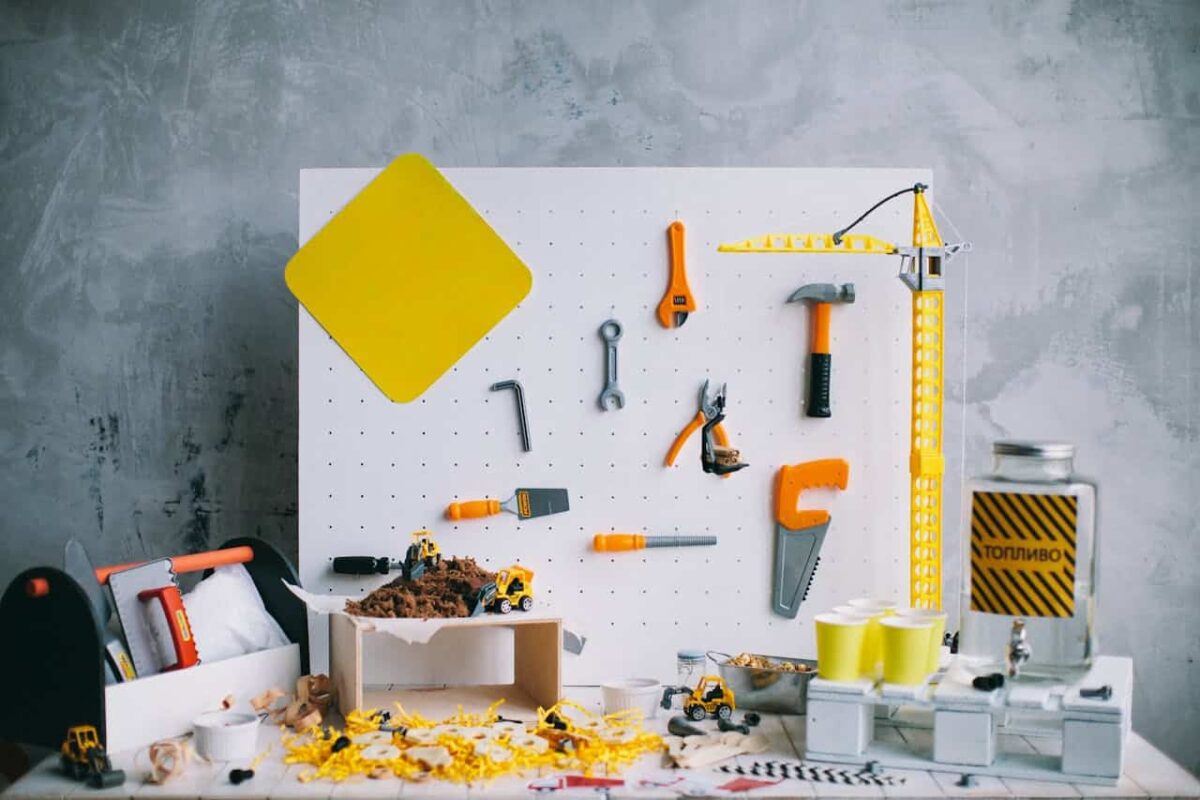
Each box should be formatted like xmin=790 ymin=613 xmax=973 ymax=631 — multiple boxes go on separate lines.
xmin=93 ymin=545 xmax=254 ymax=585
xmin=446 ymin=489 xmax=569 ymax=521
xmin=665 ymin=410 xmax=728 ymax=466
xmin=773 ymin=458 xmax=850 ymax=618
xmin=593 ymin=533 xmax=717 ymax=552
xmin=775 ymin=458 xmax=851 ymax=530
xmin=656 ymin=221 xmax=696 ymax=328
xmin=786 ymin=283 xmax=855 ymax=419
xmin=447 ymin=500 xmax=501 ymax=519
xmin=137 ymin=585 xmax=200 ymax=672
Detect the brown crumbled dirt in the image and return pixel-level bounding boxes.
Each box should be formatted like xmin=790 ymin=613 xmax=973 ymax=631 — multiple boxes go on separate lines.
xmin=345 ymin=557 xmax=497 ymax=619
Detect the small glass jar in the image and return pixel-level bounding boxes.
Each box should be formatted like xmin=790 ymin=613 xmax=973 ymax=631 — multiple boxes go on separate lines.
xmin=958 ymin=441 xmax=1097 ymax=681
xmin=676 ymin=649 xmax=706 ymax=689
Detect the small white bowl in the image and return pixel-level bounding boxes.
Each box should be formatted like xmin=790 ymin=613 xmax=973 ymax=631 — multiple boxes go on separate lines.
xmin=193 ymin=711 xmax=261 ymax=761
xmin=601 ymin=678 xmax=661 ymax=719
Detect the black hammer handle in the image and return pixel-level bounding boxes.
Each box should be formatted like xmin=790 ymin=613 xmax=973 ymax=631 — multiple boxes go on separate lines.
xmin=807 ymin=352 xmax=832 ymax=418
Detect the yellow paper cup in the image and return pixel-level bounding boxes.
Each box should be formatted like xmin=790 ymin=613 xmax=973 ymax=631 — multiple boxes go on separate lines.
xmin=832 ymin=605 xmax=881 ymax=678
xmin=847 ymin=597 xmax=898 ymax=616
xmin=880 ymin=617 xmax=934 ymax=686
xmin=896 ymin=608 xmax=947 ymax=673
xmin=815 ymin=613 xmax=868 ymax=682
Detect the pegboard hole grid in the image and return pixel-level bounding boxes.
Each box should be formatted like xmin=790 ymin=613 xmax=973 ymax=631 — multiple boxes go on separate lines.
xmin=298 ymin=167 xmax=959 ymax=685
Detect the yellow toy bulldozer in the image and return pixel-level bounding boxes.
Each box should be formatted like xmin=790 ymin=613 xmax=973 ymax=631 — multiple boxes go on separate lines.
xmin=60 ymin=725 xmax=125 ymax=788
xmin=660 ymin=674 xmax=736 ymax=721
xmin=468 ymin=564 xmax=534 ymax=615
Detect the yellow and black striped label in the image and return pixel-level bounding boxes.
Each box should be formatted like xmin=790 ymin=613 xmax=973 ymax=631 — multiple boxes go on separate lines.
xmin=969 ymin=491 xmax=1077 ymax=618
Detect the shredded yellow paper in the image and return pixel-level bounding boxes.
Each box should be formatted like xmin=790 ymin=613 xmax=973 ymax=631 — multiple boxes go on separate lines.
xmin=282 ymin=698 xmax=664 ymax=784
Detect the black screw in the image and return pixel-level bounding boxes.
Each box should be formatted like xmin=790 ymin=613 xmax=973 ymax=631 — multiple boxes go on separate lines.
xmin=1080 ymin=684 xmax=1113 ymax=701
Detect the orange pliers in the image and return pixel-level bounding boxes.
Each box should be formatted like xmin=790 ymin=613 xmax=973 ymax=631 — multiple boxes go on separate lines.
xmin=664 ymin=379 xmax=730 ymax=467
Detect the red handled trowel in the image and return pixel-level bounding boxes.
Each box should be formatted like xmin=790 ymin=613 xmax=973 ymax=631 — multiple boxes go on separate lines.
xmin=772 ymin=459 xmax=849 ymax=618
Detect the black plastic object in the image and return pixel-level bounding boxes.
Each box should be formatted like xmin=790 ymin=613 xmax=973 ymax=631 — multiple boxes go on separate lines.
xmin=229 ymin=768 xmax=255 ymax=784
xmin=331 ymin=735 xmax=350 ymax=753
xmin=717 ymin=718 xmax=749 ymax=734
xmin=0 ymin=567 xmax=106 ymax=748
xmin=666 ymin=716 xmax=705 ymax=737
xmin=332 ymin=556 xmax=391 ymax=575
xmin=807 ymin=352 xmax=833 ymax=418
xmin=743 ymin=712 xmax=761 ymax=727
xmin=972 ymin=673 xmax=1005 ymax=692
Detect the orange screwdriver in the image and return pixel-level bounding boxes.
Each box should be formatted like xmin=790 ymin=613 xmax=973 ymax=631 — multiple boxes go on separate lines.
xmin=593 ymin=533 xmax=718 ymax=552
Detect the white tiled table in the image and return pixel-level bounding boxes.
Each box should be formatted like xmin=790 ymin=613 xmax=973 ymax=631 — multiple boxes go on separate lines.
xmin=4 ymin=689 xmax=1197 ymax=799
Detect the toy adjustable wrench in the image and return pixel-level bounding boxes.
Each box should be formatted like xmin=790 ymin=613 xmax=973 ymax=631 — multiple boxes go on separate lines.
xmin=772 ymin=459 xmax=849 ymax=618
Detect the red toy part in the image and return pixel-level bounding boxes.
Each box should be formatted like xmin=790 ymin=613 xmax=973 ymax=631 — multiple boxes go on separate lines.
xmin=717 ymin=776 xmax=784 ymax=792
xmin=136 ymin=585 xmax=200 ymax=671
xmin=528 ymin=775 xmax=625 ymax=792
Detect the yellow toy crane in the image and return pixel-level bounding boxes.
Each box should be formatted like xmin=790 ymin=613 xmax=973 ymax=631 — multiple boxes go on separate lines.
xmin=719 ymin=184 xmax=968 ymax=609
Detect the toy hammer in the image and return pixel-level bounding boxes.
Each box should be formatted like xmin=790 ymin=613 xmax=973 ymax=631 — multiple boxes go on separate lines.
xmin=787 ymin=283 xmax=855 ymax=418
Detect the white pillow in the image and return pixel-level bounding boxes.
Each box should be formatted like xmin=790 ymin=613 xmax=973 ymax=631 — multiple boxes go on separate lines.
xmin=184 ymin=563 xmax=289 ymax=663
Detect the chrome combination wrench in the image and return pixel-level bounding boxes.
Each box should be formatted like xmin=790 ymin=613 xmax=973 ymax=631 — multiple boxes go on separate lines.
xmin=597 ymin=319 xmax=625 ymax=411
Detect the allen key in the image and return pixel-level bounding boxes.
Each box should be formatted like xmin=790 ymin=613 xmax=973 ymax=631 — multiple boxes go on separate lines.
xmin=490 ymin=379 xmax=531 ymax=452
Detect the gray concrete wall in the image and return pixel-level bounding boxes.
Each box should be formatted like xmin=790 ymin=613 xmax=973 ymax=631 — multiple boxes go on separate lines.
xmin=1 ymin=0 xmax=1196 ymax=772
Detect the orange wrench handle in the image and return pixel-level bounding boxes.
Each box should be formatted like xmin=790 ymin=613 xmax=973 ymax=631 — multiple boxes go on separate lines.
xmin=775 ymin=459 xmax=850 ymax=530
xmin=656 ymin=221 xmax=697 ymax=328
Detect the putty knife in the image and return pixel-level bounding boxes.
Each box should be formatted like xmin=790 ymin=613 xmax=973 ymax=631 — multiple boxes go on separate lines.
xmin=446 ymin=488 xmax=569 ymax=521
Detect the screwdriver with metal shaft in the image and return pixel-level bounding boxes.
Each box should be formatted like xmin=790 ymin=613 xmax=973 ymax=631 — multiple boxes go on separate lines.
xmin=593 ymin=533 xmax=717 ymax=552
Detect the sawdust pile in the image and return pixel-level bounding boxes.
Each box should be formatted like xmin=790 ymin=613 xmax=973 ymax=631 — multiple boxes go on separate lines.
xmin=345 ymin=558 xmax=497 ymax=619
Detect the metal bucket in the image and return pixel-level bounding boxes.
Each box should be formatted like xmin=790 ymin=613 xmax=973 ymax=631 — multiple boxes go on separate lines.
xmin=713 ymin=652 xmax=817 ymax=715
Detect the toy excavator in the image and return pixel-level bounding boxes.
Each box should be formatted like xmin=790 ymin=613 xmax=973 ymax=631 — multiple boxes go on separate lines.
xmin=401 ymin=531 xmax=441 ymax=580
xmin=469 ymin=565 xmax=534 ymax=616
xmin=660 ymin=675 xmax=736 ymax=721
xmin=60 ymin=725 xmax=125 ymax=789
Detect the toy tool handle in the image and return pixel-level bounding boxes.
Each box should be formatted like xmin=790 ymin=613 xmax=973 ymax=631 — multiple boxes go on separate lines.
xmin=332 ymin=556 xmax=391 ymax=575
xmin=593 ymin=533 xmax=646 ymax=552
xmin=806 ymin=302 xmax=833 ymax=418
xmin=446 ymin=499 xmax=501 ymax=520
xmin=94 ymin=545 xmax=254 ymax=585
xmin=775 ymin=459 xmax=850 ymax=530
xmin=807 ymin=352 xmax=832 ymax=418
xmin=137 ymin=585 xmax=199 ymax=671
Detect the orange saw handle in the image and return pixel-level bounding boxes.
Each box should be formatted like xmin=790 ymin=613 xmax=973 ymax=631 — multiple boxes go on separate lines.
xmin=138 ymin=584 xmax=199 ymax=672
xmin=446 ymin=499 xmax=501 ymax=520
xmin=94 ymin=545 xmax=254 ymax=585
xmin=665 ymin=412 xmax=728 ymax=466
xmin=775 ymin=459 xmax=850 ymax=530
xmin=656 ymin=221 xmax=697 ymax=328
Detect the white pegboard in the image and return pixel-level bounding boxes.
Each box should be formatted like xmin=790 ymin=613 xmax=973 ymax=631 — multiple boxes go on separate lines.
xmin=298 ymin=167 xmax=935 ymax=687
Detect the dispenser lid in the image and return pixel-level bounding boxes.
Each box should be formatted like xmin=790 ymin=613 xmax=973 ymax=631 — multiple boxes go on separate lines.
xmin=994 ymin=440 xmax=1075 ymax=459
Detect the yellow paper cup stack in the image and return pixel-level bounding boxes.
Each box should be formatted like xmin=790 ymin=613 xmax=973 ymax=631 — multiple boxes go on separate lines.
xmin=839 ymin=598 xmax=896 ymax=679
xmin=895 ymin=607 xmax=947 ymax=674
xmin=814 ymin=613 xmax=868 ymax=682
xmin=880 ymin=617 xmax=934 ymax=686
